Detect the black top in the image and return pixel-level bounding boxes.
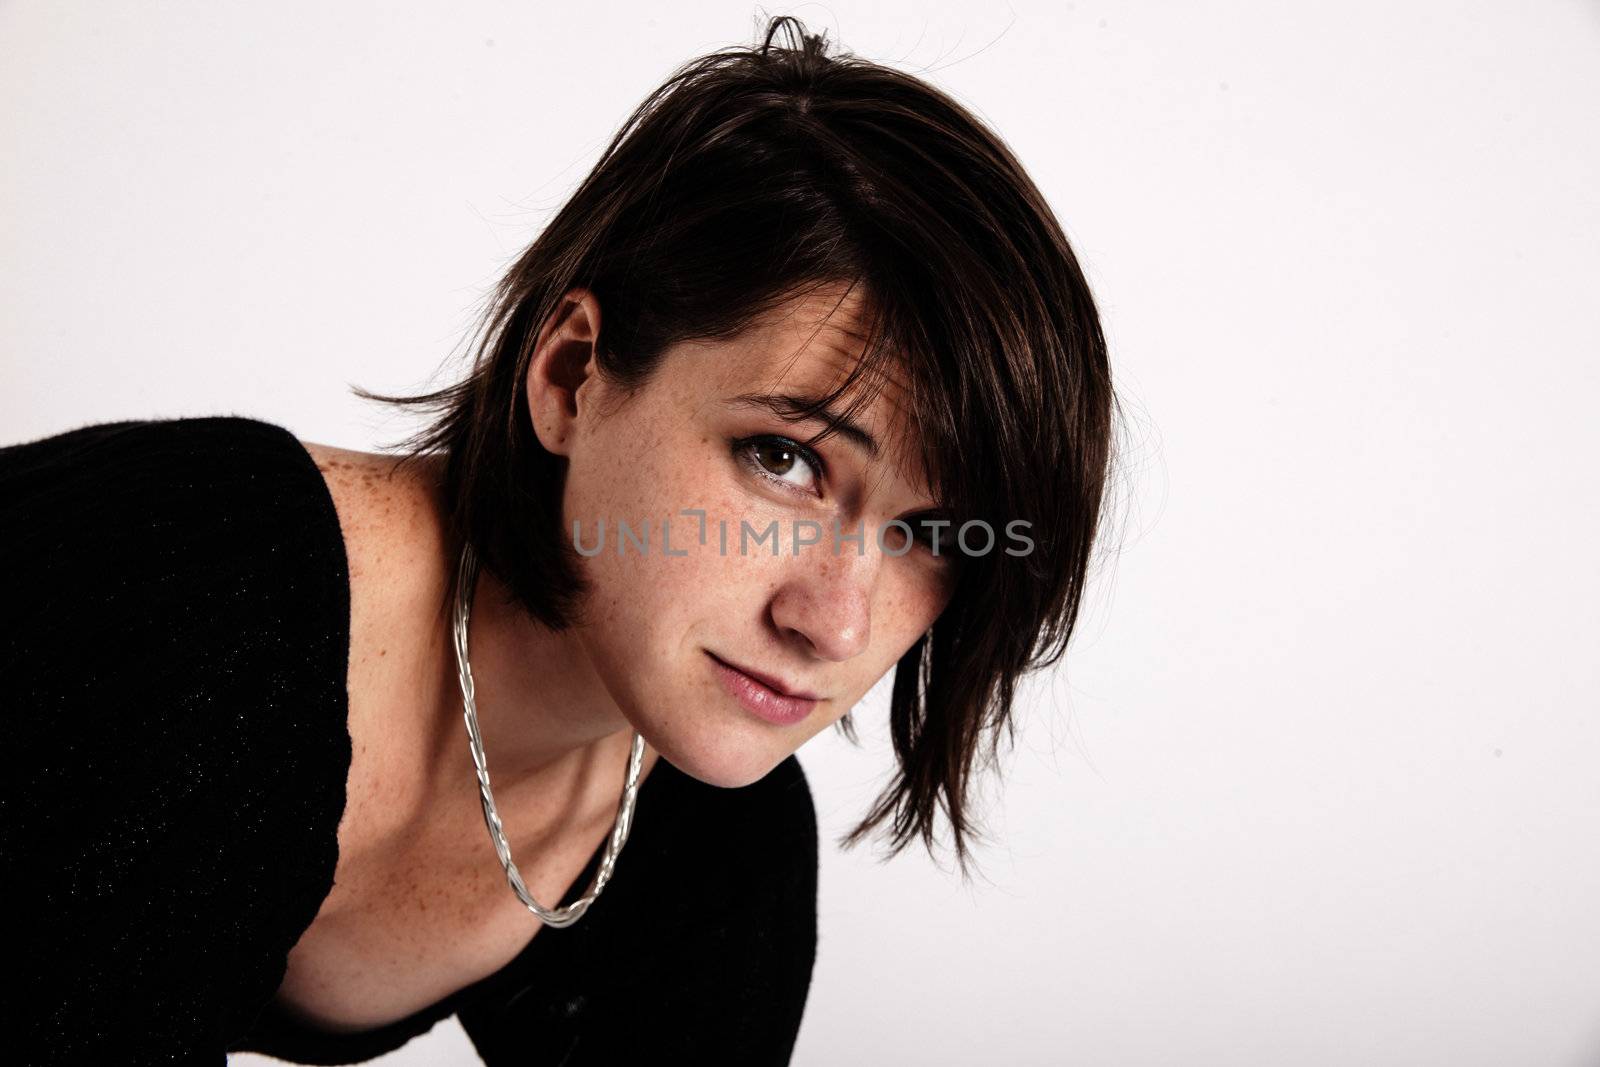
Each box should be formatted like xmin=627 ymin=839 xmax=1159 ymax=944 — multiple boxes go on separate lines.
xmin=0 ymin=416 xmax=818 ymax=1066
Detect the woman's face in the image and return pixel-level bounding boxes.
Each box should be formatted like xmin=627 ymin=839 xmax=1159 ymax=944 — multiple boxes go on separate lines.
xmin=532 ymin=283 xmax=956 ymax=788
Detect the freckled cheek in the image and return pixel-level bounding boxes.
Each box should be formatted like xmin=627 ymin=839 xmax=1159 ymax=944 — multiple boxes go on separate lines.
xmin=660 ymin=508 xmax=778 ymax=609
xmin=584 ymin=506 xmax=768 ymax=638
xmin=876 ymin=570 xmax=949 ymax=645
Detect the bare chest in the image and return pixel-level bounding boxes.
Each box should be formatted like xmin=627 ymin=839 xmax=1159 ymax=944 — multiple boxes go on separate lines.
xmin=269 ymin=794 xmax=618 ymax=1035
xmin=269 ymin=646 xmax=655 ymax=1035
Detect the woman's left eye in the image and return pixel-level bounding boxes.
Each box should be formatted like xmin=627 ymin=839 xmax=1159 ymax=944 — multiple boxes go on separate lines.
xmin=734 ymin=435 xmax=825 ymax=496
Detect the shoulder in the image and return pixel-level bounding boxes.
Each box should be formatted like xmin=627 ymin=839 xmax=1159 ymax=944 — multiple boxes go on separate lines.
xmin=1 ymin=414 xmax=318 ymax=510
xmin=297 ymin=439 xmax=408 ymax=545
xmin=297 ymin=439 xmax=450 ymax=622
xmin=297 ymin=440 xmax=396 ymax=568
xmin=2 ymin=415 xmax=351 ymax=633
xmin=294 ymin=439 xmax=451 ymax=718
xmin=2 ymin=416 xmax=349 ymax=590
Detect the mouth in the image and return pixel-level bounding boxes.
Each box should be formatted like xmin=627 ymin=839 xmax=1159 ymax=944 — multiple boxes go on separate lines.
xmin=705 ymin=650 xmax=820 ymax=726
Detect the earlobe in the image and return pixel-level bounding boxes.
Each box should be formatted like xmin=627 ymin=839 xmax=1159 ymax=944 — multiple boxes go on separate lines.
xmin=525 ymin=288 xmax=603 ymax=457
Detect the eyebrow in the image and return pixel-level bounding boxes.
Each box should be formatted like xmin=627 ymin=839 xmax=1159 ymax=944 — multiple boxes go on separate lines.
xmin=727 ymin=391 xmax=881 ymax=461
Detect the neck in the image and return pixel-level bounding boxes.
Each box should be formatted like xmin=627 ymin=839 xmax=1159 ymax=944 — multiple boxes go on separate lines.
xmin=452 ymin=559 xmax=633 ymax=779
xmin=399 ymin=455 xmax=638 ymax=824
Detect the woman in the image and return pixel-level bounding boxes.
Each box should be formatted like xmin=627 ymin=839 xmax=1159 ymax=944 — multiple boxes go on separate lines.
xmin=0 ymin=16 xmax=1117 ymax=1066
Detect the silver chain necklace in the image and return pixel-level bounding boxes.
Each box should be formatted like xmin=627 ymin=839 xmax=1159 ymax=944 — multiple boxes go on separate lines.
xmin=451 ymin=540 xmax=646 ymax=929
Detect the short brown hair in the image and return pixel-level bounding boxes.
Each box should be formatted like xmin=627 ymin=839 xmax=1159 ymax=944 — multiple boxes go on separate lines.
xmin=357 ymin=16 xmax=1123 ymax=876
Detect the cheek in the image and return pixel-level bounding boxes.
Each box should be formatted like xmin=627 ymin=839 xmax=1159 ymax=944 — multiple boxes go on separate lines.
xmin=577 ymin=558 xmax=791 ymax=788
xmin=568 ymin=466 xmax=771 ymax=704
xmin=877 ymin=565 xmax=952 ymax=644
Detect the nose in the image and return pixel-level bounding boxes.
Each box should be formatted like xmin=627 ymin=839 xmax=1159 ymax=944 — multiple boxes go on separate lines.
xmin=768 ymin=535 xmax=876 ymax=662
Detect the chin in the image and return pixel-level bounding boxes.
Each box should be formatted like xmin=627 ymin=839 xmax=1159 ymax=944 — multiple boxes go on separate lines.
xmin=636 ymin=715 xmax=785 ymax=790
xmin=677 ymin=761 xmax=774 ymax=790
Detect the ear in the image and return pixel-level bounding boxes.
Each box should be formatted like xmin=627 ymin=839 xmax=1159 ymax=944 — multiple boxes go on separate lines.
xmin=525 ymin=288 xmax=604 ymax=457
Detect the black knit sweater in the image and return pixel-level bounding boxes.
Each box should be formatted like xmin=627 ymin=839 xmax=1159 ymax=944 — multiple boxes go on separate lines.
xmin=0 ymin=416 xmax=818 ymax=1066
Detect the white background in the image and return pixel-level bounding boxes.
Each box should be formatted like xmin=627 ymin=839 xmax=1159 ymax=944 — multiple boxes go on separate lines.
xmin=4 ymin=2 xmax=1599 ymax=1065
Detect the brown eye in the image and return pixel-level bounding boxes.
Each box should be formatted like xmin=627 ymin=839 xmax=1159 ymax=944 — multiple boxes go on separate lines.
xmin=734 ymin=434 xmax=824 ymax=496
xmin=755 ymin=441 xmax=798 ymax=476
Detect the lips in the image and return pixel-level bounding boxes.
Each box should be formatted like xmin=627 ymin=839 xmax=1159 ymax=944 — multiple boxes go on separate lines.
xmin=706 ymin=651 xmax=819 ymax=726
